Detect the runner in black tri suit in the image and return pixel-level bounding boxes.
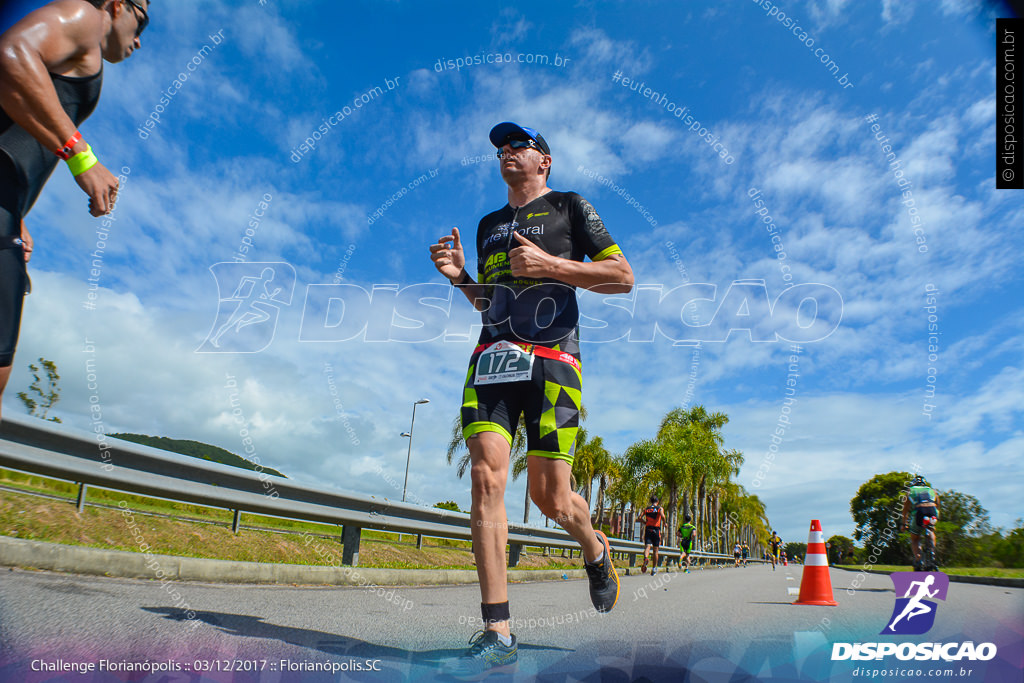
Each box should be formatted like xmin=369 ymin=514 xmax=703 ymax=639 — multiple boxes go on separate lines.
xmin=769 ymin=530 xmax=782 ymax=571
xmin=640 ymin=495 xmax=665 ymax=575
xmin=430 ymin=122 xmax=634 ymax=679
xmin=0 ymin=0 xmax=148 ymax=418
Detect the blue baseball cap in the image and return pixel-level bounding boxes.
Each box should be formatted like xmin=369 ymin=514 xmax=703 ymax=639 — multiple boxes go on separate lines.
xmin=489 ymin=122 xmax=551 ymax=155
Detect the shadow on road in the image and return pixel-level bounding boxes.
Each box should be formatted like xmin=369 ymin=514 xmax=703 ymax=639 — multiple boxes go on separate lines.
xmin=143 ymin=607 xmax=572 ymax=665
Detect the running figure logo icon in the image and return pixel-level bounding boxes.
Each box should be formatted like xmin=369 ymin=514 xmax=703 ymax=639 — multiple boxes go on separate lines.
xmin=197 ymin=262 xmax=296 ymax=353
xmin=881 ymin=571 xmax=949 ymax=635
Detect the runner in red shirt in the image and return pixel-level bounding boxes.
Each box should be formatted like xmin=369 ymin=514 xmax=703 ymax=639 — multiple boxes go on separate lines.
xmin=640 ymin=495 xmax=665 ymax=575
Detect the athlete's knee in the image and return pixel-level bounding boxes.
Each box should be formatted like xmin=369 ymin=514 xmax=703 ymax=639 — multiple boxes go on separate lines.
xmin=528 ymin=482 xmax=560 ymax=514
xmin=531 ymin=490 xmax=568 ymax=523
xmin=528 ymin=487 xmax=548 ymax=513
xmin=470 ymin=465 xmax=505 ymax=501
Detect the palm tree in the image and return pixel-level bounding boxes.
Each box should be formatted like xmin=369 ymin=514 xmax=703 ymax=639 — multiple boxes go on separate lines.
xmin=445 ymin=416 xmax=473 ymax=479
xmin=707 ymin=448 xmax=745 ymax=550
xmin=622 ymin=439 xmax=661 ymax=539
xmin=647 ymin=424 xmax=699 ymax=547
xmin=657 ymin=405 xmax=729 ymax=547
xmin=607 ymin=452 xmax=645 ymax=539
xmin=571 ymin=426 xmax=606 ymax=507
xmin=591 ymin=447 xmax=619 ymax=530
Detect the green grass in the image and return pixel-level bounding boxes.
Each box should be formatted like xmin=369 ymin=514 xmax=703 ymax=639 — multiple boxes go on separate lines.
xmin=0 ymin=467 xmax=469 ymax=546
xmin=0 ymin=469 xmax=584 ymax=571
xmin=835 ymin=564 xmax=1024 ymax=578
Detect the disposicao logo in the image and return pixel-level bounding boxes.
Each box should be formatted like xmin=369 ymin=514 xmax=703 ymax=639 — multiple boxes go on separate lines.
xmin=830 ymin=572 xmax=997 ymax=662
xmin=882 ymin=571 xmax=948 ymax=635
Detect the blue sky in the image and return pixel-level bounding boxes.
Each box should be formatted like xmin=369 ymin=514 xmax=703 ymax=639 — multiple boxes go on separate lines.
xmin=6 ymin=0 xmax=1022 ymax=545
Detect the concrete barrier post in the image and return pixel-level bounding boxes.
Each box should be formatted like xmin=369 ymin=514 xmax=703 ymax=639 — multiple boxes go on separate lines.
xmin=75 ymin=483 xmax=88 ymax=513
xmin=508 ymin=543 xmax=522 ymax=567
xmin=342 ymin=525 xmax=361 ymax=566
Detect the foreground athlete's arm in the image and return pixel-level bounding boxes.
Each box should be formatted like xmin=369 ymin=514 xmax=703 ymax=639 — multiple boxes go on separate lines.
xmin=20 ymin=220 xmax=32 ymax=263
xmin=429 ymin=227 xmax=489 ymax=311
xmin=509 ymin=231 xmax=633 ymax=294
xmin=0 ymin=3 xmax=120 ymax=215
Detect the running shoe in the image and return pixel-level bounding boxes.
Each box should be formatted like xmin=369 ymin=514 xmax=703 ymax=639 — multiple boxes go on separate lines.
xmin=651 ymin=567 xmax=657 ymax=576
xmin=440 ymin=630 xmax=517 ymax=681
xmin=640 ymin=558 xmax=648 ymax=574
xmin=585 ymin=530 xmax=620 ymax=613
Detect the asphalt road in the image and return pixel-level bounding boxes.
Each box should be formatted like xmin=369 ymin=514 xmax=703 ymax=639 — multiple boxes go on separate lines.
xmin=1 ymin=563 xmax=1021 ymax=682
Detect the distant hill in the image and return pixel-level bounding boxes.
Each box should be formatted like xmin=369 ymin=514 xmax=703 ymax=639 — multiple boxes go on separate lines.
xmin=109 ymin=433 xmax=286 ymax=478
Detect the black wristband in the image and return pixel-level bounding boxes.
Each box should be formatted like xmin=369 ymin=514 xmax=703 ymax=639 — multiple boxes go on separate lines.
xmin=452 ymin=269 xmax=470 ymax=286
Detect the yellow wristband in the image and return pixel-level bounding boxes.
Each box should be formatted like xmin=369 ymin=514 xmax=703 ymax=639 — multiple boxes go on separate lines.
xmin=66 ymin=145 xmax=98 ymax=177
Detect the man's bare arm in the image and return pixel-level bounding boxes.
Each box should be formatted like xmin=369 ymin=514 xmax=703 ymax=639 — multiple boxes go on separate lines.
xmin=0 ymin=2 xmax=104 ymax=151
xmin=429 ymin=227 xmax=493 ymax=312
xmin=509 ymin=231 xmax=634 ymax=294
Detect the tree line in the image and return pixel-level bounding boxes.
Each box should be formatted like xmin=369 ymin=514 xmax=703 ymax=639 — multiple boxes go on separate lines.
xmin=831 ymin=471 xmax=1023 ymax=568
xmin=446 ymin=404 xmax=774 ymax=555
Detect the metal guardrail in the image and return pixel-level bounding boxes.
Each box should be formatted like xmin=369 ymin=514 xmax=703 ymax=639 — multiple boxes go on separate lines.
xmin=0 ymin=415 xmax=755 ymax=569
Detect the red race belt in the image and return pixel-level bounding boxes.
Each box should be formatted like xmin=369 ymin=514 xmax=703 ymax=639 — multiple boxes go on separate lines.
xmin=473 ymin=341 xmax=581 ymax=372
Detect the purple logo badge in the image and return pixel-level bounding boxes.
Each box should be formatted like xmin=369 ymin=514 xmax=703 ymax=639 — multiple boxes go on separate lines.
xmin=881 ymin=571 xmax=949 ymax=635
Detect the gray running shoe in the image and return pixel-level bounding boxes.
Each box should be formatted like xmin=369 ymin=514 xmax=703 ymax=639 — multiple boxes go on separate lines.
xmin=441 ymin=630 xmax=518 ymax=681
xmin=585 ymin=530 xmax=620 ymax=613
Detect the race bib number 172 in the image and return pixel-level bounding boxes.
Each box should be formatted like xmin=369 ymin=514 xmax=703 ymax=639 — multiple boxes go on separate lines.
xmin=475 ymin=341 xmax=535 ymax=385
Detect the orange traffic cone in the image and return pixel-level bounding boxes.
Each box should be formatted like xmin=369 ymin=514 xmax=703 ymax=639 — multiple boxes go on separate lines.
xmin=793 ymin=519 xmax=838 ymax=606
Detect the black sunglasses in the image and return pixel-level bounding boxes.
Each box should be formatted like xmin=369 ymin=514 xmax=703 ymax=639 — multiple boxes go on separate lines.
xmin=496 ymin=138 xmax=541 ymax=159
xmin=124 ymin=0 xmax=149 ymax=38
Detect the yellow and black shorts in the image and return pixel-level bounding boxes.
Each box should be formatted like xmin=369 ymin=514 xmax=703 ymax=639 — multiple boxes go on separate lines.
xmin=461 ymin=344 xmax=582 ymax=465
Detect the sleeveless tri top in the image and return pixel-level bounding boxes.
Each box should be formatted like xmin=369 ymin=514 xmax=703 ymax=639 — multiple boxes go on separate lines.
xmin=0 ymin=69 xmax=103 ymax=215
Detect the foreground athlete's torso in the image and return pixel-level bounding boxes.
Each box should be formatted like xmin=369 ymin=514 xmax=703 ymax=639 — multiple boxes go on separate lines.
xmin=474 ymin=190 xmax=618 ymax=353
xmin=0 ymin=69 xmax=103 ymax=213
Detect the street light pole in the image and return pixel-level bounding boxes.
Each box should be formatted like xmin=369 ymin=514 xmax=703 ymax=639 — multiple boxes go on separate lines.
xmin=402 ymin=398 xmax=429 ymax=503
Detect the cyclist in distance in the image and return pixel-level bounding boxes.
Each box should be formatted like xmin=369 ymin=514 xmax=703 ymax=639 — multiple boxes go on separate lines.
xmin=902 ymin=474 xmax=941 ymax=571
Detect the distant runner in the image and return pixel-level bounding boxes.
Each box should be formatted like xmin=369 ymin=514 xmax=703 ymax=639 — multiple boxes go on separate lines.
xmin=769 ymin=531 xmax=782 ymax=571
xmin=640 ymin=495 xmax=665 ymax=575
xmin=0 ymin=0 xmax=150 ymax=418
xmin=733 ymin=542 xmax=742 ymax=567
xmin=430 ymin=121 xmax=634 ymax=680
xmin=678 ymin=513 xmax=696 ymax=573
xmin=741 ymin=542 xmax=749 ymax=567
